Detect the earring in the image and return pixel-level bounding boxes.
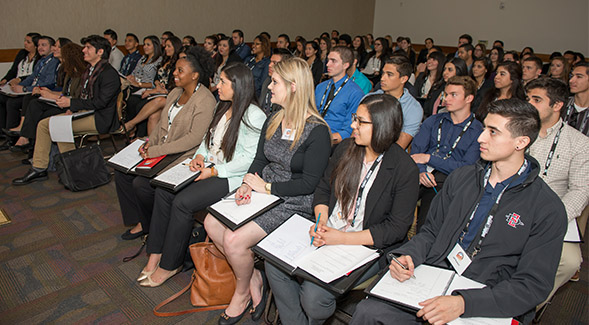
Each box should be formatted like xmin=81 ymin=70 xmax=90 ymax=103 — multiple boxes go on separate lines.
xmin=515 ymin=146 xmax=519 ymax=150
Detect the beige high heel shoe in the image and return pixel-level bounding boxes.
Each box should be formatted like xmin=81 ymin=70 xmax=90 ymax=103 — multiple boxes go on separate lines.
xmin=137 ymin=264 xmax=159 ymax=282
xmin=139 ymin=266 xmax=182 ymax=287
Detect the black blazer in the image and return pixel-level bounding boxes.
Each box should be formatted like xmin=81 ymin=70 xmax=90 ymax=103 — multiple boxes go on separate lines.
xmin=312 ymin=138 xmax=419 ymax=258
xmin=2 ymin=49 xmax=39 ymax=82
xmin=70 ymin=63 xmax=121 ymax=134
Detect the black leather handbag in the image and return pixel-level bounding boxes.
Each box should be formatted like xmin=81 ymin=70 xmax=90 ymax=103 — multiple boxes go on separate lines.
xmin=55 ymin=144 xmax=111 ymax=191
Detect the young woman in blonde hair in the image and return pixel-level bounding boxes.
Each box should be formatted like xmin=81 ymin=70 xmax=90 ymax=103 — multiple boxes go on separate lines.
xmin=204 ymin=57 xmax=331 ymax=325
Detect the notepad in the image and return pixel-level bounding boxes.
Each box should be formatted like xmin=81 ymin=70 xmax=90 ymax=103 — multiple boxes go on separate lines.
xmin=48 ymin=111 xmax=95 ymax=143
xmin=0 ymin=84 xmax=32 ymax=96
xmin=255 ymin=214 xmax=380 ymax=283
xmin=150 ymin=159 xmax=212 ymax=192
xmin=564 ymin=219 xmax=582 ymax=243
xmin=38 ymin=96 xmax=59 ymax=107
xmin=107 ymin=140 xmax=145 ymax=173
xmin=366 ymin=264 xmax=512 ymax=324
xmin=207 ymin=191 xmax=283 ymax=230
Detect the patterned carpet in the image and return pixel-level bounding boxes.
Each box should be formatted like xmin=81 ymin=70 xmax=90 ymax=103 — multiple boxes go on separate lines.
xmin=0 ymin=139 xmax=587 ymax=324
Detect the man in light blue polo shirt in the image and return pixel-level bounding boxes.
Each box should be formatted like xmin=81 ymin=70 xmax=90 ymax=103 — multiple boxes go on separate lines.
xmin=366 ymin=55 xmax=423 ymax=149
xmin=315 ymin=46 xmax=364 ymax=144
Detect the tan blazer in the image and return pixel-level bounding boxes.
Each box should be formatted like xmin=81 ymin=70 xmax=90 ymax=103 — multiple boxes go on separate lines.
xmin=147 ymin=85 xmax=216 ymax=173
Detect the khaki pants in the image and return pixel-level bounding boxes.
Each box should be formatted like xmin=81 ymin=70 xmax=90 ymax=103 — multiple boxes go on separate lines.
xmin=32 ymin=113 xmax=97 ymax=169
xmin=539 ymin=241 xmax=582 ymax=308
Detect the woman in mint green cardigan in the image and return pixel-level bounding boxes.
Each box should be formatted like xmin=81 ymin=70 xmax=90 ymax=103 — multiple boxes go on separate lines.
xmin=138 ymin=62 xmax=266 ymax=287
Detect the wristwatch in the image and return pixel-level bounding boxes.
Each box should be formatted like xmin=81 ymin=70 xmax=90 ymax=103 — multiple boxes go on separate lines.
xmin=265 ymin=182 xmax=271 ymax=194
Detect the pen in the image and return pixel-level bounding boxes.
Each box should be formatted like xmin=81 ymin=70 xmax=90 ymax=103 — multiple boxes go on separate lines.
xmin=391 ymin=255 xmax=416 ymax=279
xmin=310 ymin=213 xmax=321 ymax=246
xmin=425 ymin=173 xmax=437 ymax=194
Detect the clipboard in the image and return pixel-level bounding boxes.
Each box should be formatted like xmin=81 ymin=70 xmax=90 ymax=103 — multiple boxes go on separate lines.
xmin=150 ymin=160 xmax=213 ymax=193
xmin=128 ymin=153 xmax=182 ymax=178
xmin=207 ymin=192 xmax=283 ymax=231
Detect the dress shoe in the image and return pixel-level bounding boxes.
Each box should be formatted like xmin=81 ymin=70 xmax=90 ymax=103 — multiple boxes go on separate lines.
xmin=219 ymin=299 xmax=253 ymax=325
xmin=21 ymin=158 xmax=31 ymax=165
xmin=139 ymin=266 xmax=182 ymax=287
xmin=570 ymin=270 xmax=580 ymax=282
xmin=0 ymin=141 xmax=11 ymax=151
xmin=12 ymin=169 xmax=48 ymax=186
xmin=250 ymin=270 xmax=269 ymax=321
xmin=2 ymin=128 xmax=20 ymax=137
xmin=9 ymin=143 xmax=32 ymax=153
xmin=137 ymin=263 xmax=159 ymax=282
xmin=121 ymin=229 xmax=146 ymax=240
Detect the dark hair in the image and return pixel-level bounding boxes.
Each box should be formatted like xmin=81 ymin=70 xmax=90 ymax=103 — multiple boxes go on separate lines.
xmin=489 ymin=46 xmax=504 ymax=65
xmin=162 ymin=36 xmax=183 ymax=88
xmin=57 ymin=37 xmax=72 ymax=48
xmin=320 ymin=36 xmax=331 ymax=55
xmin=459 ymin=34 xmax=473 ymax=44
xmin=60 ymin=43 xmax=86 ymax=79
xmin=339 ymin=34 xmax=352 ymax=46
xmin=332 ymin=30 xmax=340 ymax=36
xmin=103 ymin=29 xmax=117 ymax=41
xmin=25 ymin=32 xmax=41 ymax=61
xmin=126 ymin=33 xmax=139 ymax=43
xmin=575 ymin=52 xmax=585 ymax=63
xmin=39 ymin=35 xmax=56 ymax=47
xmin=425 ymin=37 xmax=434 ymax=43
xmin=503 ymin=50 xmax=519 ymax=62
xmin=215 ymin=36 xmax=235 ymax=67
xmin=477 ymin=61 xmax=525 ymax=121
xmin=353 ymin=36 xmax=366 ymax=51
xmin=525 ymin=77 xmax=569 ymax=107
xmin=521 ymin=47 xmax=534 ymax=55
xmin=572 ymin=61 xmax=589 ymax=75
xmin=368 ymin=37 xmax=390 ymax=63
xmin=486 ymin=98 xmax=540 ymax=148
xmin=278 ymin=34 xmax=291 ymax=44
xmin=549 ymin=51 xmax=562 ymax=60
xmin=255 ymin=35 xmax=271 ymax=58
xmin=232 ymin=29 xmax=244 ymax=38
xmin=205 ymin=62 xmax=260 ymax=162
xmin=446 ymin=57 xmax=469 ymax=77
xmin=427 ymin=51 xmax=447 ymax=85
xmin=522 ymin=56 xmax=543 ymax=70
xmin=183 ymin=45 xmax=216 ymax=88
xmin=80 ymin=35 xmax=110 ymax=59
xmin=493 ymin=40 xmax=504 ymax=47
xmin=162 ymin=31 xmax=175 ymax=38
xmin=271 ymin=48 xmax=293 ymax=61
xmin=383 ymin=55 xmax=413 ymax=79
xmin=143 ymin=35 xmax=162 ymax=62
xmin=320 ymin=32 xmax=330 ymax=39
xmin=306 ymin=40 xmax=321 ymax=59
xmin=446 ymin=75 xmax=477 ymax=98
xmin=564 ymin=50 xmax=575 ymax=57
xmin=459 ymin=43 xmax=474 ymax=55
xmin=331 ymin=94 xmax=403 ymax=218
xmin=184 ymin=35 xmax=197 ymax=46
xmin=471 ymin=56 xmax=493 ymax=80
xmin=260 ymin=32 xmax=271 ymax=40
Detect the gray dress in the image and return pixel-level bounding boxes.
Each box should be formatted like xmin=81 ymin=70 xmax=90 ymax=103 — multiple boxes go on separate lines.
xmin=253 ymin=117 xmax=328 ymax=233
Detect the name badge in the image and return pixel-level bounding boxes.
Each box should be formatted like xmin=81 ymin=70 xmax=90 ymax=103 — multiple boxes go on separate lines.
xmin=282 ymin=128 xmax=295 ymax=141
xmin=208 ymin=155 xmax=217 ymax=164
xmin=426 ymin=165 xmax=434 ymax=173
xmin=447 ymin=243 xmax=472 ymax=275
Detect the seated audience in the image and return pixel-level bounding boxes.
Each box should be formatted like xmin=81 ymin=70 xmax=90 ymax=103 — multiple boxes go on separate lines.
xmin=211 ymin=36 xmax=242 ymax=93
xmin=470 ymin=56 xmax=494 ymax=112
xmin=351 ymin=98 xmax=567 ymax=325
xmin=416 ymin=37 xmax=433 ymax=65
xmin=562 ymin=62 xmax=589 ymax=136
xmin=259 ymin=48 xmax=293 ymax=115
xmin=549 ymin=56 xmax=570 ymax=85
xmin=276 ymin=34 xmax=290 ymax=50
xmin=232 ymin=29 xmax=252 ymax=62
xmin=126 ymin=36 xmax=163 ymax=92
xmin=315 ymin=46 xmax=364 ymax=145
xmin=457 ymin=43 xmax=474 ymax=71
xmin=352 ymin=35 xmax=368 ymax=68
xmin=119 ymin=33 xmax=142 ymax=76
xmin=398 ymin=37 xmax=416 ymax=67
xmin=115 ymin=46 xmax=216 ymax=239
xmin=125 ymin=36 xmax=182 ymax=136
xmin=12 ymin=35 xmax=121 ymax=185
xmin=503 ymin=50 xmax=519 ymax=63
xmin=294 ymin=37 xmax=306 ymax=59
xmin=521 ymin=56 xmax=543 ymax=86
xmin=182 ymin=35 xmax=197 ymax=48
xmin=267 ymin=94 xmax=419 ymax=325
xmin=488 ymin=46 xmax=504 ymax=72
xmin=245 ymin=35 xmax=271 ymax=98
xmin=476 ymin=61 xmax=526 ymax=121
xmin=104 ymin=29 xmax=124 ymax=73
xmin=414 ymin=51 xmax=446 ymax=100
xmin=138 ymin=62 xmax=266 ymax=287
xmin=305 ymin=41 xmax=323 ymax=86
xmin=203 ymin=35 xmax=218 ymax=59
xmin=423 ymin=57 xmax=468 ymax=117
xmin=525 ymin=78 xmax=589 ymax=319
xmin=204 ymin=57 xmax=331 ymax=324
xmin=0 ymin=32 xmax=40 ymax=87
xmin=411 ymin=76 xmax=483 ymax=231
xmin=319 ymin=37 xmax=331 ymax=74
xmin=361 ymin=37 xmax=389 ymax=84
xmin=348 ymin=51 xmax=372 ymax=94
xmin=473 ymin=43 xmax=486 ymax=59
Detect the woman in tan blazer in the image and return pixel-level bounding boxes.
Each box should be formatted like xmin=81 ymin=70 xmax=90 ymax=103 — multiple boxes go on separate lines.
xmin=114 ymin=46 xmax=216 ymax=240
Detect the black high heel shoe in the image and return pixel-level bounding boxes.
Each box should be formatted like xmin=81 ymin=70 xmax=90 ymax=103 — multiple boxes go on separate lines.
xmin=250 ymin=270 xmax=269 ymax=321
xmin=219 ymin=299 xmax=252 ymax=325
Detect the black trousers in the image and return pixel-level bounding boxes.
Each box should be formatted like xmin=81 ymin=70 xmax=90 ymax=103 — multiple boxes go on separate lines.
xmin=20 ymin=98 xmax=63 ymax=139
xmin=416 ymin=171 xmax=448 ymax=232
xmin=0 ymin=94 xmax=24 ymax=129
xmin=114 ymin=170 xmax=156 ymax=230
xmin=125 ymin=94 xmax=149 ymax=137
xmin=146 ymin=177 xmax=229 ymax=270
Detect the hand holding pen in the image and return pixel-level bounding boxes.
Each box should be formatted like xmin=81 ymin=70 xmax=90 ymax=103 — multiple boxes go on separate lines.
xmin=389 ymin=255 xmax=416 ymax=281
xmin=309 ymin=213 xmax=322 ymax=247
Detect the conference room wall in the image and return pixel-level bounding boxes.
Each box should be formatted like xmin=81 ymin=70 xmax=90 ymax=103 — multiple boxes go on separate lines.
xmin=373 ymin=0 xmax=589 ymax=55
xmin=0 ymin=0 xmax=375 ymax=49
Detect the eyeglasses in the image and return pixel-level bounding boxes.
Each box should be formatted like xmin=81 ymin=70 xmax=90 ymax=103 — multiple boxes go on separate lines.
xmin=352 ymin=113 xmax=372 ymax=126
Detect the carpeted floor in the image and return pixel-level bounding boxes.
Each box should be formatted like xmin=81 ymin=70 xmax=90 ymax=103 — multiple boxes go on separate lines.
xmin=0 ymin=139 xmax=587 ymax=324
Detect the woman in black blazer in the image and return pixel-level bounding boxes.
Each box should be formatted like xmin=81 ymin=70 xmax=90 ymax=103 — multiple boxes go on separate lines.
xmin=265 ymin=93 xmax=419 ymax=325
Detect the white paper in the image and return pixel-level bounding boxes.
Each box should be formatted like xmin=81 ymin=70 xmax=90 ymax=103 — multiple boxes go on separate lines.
xmin=369 ymin=265 xmax=455 ymax=310
xmin=107 ymin=139 xmax=145 ymax=170
xmin=210 ymin=191 xmax=281 ymax=226
xmin=449 ymin=316 xmax=512 ymax=325
xmin=132 ymin=88 xmax=146 ymax=96
xmin=0 ymin=84 xmax=32 ymax=96
xmin=49 ymin=115 xmax=75 ymax=143
xmin=256 ymin=214 xmax=317 ymax=269
xmin=153 ymin=159 xmax=212 ymax=187
xmin=38 ymin=96 xmax=59 ymax=106
xmin=564 ymin=219 xmax=581 ymax=242
xmin=295 ymin=245 xmax=379 ymax=283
